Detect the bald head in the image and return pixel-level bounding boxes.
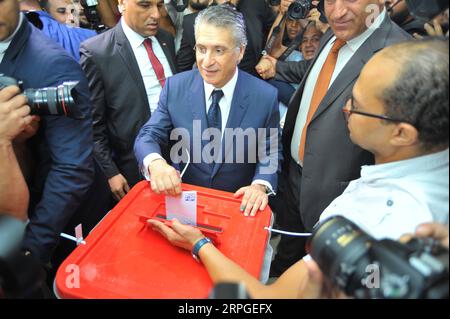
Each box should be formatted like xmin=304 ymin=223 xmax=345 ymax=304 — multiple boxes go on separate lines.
xmin=375 ymin=39 xmax=449 ymax=150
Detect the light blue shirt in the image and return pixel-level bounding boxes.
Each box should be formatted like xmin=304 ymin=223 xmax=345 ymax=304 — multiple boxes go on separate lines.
xmin=320 ymin=149 xmax=449 ymax=240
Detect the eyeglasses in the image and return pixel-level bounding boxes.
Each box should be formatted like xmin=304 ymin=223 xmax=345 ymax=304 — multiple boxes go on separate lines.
xmin=342 ymin=95 xmax=413 ymax=125
xmin=194 ymin=45 xmax=237 ymax=58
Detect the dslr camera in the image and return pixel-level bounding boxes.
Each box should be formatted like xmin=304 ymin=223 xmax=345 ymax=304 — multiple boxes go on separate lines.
xmin=80 ymin=0 xmax=108 ymax=33
xmin=0 ymin=74 xmax=84 ymax=119
xmin=269 ymin=0 xmax=321 ymax=21
xmin=308 ymin=216 xmax=449 ymax=299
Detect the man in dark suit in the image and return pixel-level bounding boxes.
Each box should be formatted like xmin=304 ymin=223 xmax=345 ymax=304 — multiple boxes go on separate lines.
xmin=176 ymin=0 xmax=275 ymax=77
xmin=135 ymin=4 xmax=282 ymax=217
xmin=0 ymin=0 xmax=94 ymax=264
xmin=80 ymin=0 xmax=177 ymax=202
xmin=270 ymin=0 xmax=411 ymax=276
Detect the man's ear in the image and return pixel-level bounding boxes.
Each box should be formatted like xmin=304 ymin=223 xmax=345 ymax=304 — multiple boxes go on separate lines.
xmin=118 ymin=0 xmax=126 ymax=13
xmin=390 ymin=123 xmax=420 ymax=147
xmin=237 ymin=45 xmax=246 ymax=64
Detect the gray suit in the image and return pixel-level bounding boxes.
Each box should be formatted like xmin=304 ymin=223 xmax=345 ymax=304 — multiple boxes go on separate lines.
xmin=271 ymin=15 xmax=411 ymax=275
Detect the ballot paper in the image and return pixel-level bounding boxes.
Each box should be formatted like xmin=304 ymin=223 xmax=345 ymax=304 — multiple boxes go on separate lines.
xmin=165 ymin=191 xmax=197 ymax=226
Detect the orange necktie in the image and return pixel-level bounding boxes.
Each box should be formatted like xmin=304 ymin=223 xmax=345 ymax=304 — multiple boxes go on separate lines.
xmin=298 ymin=39 xmax=347 ymax=162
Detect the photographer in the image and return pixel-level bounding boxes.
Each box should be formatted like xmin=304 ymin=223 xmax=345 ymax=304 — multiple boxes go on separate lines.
xmin=0 ymin=0 xmax=95 ymax=266
xmin=0 ymin=86 xmax=32 ymax=221
xmin=149 ymin=38 xmax=448 ymax=298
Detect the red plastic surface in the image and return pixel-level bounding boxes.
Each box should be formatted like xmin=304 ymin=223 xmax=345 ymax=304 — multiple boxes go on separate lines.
xmin=55 ymin=181 xmax=271 ymax=299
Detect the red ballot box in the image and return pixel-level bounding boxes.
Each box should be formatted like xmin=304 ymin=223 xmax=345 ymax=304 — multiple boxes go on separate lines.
xmin=55 ymin=181 xmax=271 ymax=299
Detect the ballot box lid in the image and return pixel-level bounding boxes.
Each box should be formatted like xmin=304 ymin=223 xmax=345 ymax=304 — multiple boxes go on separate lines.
xmin=55 ymin=181 xmax=271 ymax=299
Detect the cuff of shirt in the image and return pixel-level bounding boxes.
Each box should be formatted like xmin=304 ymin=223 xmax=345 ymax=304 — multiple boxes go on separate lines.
xmin=252 ymin=180 xmax=276 ymax=196
xmin=142 ymin=153 xmax=165 ymax=181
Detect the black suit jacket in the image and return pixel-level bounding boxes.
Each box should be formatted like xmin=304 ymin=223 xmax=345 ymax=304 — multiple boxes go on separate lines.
xmin=176 ymin=0 xmax=274 ymax=76
xmin=282 ymin=15 xmax=411 ymax=230
xmin=80 ymin=23 xmax=177 ymax=186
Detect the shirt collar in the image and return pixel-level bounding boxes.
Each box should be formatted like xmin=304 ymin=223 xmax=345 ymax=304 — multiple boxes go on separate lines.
xmin=204 ymin=68 xmax=239 ymax=104
xmin=360 ymin=148 xmax=449 ymax=180
xmin=121 ymin=17 xmax=157 ymax=50
xmin=344 ymin=8 xmax=387 ymax=53
xmin=0 ymin=13 xmax=24 ymax=55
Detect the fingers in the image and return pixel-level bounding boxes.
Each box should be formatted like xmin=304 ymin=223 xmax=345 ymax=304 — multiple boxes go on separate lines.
xmin=239 ymin=188 xmax=251 ymax=213
xmin=259 ymin=196 xmax=269 ymax=211
xmin=234 ymin=187 xmax=246 ymax=198
xmin=415 ymin=223 xmax=449 ymax=247
xmin=0 ymin=85 xmax=22 ymax=103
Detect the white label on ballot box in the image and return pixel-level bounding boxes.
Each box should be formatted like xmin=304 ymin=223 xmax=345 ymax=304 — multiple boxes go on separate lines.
xmin=165 ymin=191 xmax=197 ymax=226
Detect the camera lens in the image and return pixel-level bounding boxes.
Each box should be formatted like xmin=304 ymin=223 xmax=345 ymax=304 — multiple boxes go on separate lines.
xmin=307 ymin=216 xmax=374 ymax=294
xmin=24 ymin=81 xmax=84 ymax=119
xmin=287 ymin=0 xmax=313 ymax=20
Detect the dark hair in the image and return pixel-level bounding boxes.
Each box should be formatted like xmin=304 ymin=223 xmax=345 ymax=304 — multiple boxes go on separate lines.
xmin=381 ymin=38 xmax=449 ymax=150
xmin=39 ymin=0 xmax=50 ymax=10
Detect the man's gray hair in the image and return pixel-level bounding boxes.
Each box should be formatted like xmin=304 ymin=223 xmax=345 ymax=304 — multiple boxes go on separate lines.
xmin=194 ymin=4 xmax=248 ymax=48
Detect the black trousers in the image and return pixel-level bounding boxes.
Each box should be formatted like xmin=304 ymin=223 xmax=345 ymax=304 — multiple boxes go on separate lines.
xmin=270 ymin=158 xmax=308 ymax=277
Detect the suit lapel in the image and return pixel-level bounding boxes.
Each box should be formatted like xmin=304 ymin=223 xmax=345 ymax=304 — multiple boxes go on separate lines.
xmin=211 ymin=71 xmax=249 ymax=178
xmin=114 ymin=24 xmax=149 ymax=112
xmin=283 ymin=30 xmax=334 ymax=141
xmin=189 ymin=72 xmax=210 ymax=167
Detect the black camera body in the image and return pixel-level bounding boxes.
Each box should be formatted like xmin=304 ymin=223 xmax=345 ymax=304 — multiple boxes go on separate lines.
xmin=308 ymin=216 xmax=449 ymax=299
xmin=0 ymin=74 xmax=84 ymax=119
xmin=80 ymin=0 xmax=108 ymax=33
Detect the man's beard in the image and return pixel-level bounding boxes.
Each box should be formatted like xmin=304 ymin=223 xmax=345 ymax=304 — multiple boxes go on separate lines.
xmin=190 ymin=0 xmax=208 ymax=11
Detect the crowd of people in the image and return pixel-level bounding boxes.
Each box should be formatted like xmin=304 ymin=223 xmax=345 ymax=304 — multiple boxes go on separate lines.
xmin=0 ymin=0 xmax=449 ymax=298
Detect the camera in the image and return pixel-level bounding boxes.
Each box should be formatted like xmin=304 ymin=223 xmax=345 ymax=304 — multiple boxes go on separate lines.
xmin=268 ymin=0 xmax=315 ymax=20
xmin=0 ymin=215 xmax=43 ymax=298
xmin=0 ymin=74 xmax=84 ymax=119
xmin=307 ymin=216 xmax=449 ymax=299
xmin=80 ymin=0 xmax=108 ymax=33
xmin=406 ymin=0 xmax=449 ymax=22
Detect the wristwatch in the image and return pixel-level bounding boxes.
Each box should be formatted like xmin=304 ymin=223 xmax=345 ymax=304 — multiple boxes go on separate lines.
xmin=191 ymin=237 xmax=212 ymax=263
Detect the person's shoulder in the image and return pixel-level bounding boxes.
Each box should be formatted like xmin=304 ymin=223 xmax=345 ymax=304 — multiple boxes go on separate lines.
xmin=81 ymin=26 xmax=116 ymax=51
xmin=384 ymin=16 xmax=413 ymax=43
xmin=239 ymin=70 xmax=277 ymax=96
xmin=168 ymin=69 xmax=200 ymax=85
xmin=28 ymin=26 xmax=75 ymax=63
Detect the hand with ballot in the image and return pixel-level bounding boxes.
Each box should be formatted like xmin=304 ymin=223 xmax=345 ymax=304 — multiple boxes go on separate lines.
xmin=148 ymin=159 xmax=182 ymax=196
xmin=148 ymin=218 xmax=205 ymax=251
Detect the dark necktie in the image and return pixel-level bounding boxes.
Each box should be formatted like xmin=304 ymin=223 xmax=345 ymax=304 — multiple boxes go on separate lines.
xmin=143 ymin=38 xmax=166 ymax=88
xmin=207 ymin=90 xmax=224 ymax=132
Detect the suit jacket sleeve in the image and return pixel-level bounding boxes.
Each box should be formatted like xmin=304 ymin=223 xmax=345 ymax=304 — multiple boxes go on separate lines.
xmin=80 ymin=43 xmax=120 ymax=179
xmin=176 ymin=16 xmax=196 ymax=73
xmin=275 ymin=59 xmax=310 ymax=84
xmin=23 ymin=55 xmax=95 ymax=263
xmin=134 ymin=77 xmax=174 ymax=168
xmin=253 ymin=89 xmax=283 ymax=192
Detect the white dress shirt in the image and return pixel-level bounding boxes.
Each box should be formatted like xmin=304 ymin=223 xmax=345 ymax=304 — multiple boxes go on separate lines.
xmin=0 ymin=13 xmax=24 ymax=64
xmin=142 ymin=69 xmax=273 ymax=192
xmin=121 ymin=18 xmax=173 ymax=114
xmin=318 ymin=149 xmax=449 ymax=241
xmin=291 ymin=9 xmax=387 ymax=166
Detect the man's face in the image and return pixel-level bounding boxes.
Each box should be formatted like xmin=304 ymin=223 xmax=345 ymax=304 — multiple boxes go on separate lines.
xmin=73 ymin=0 xmax=89 ymax=26
xmin=189 ymin=0 xmax=209 ymax=11
xmin=286 ymin=18 xmax=302 ymax=41
xmin=0 ymin=0 xmax=20 ymax=41
xmin=300 ymin=25 xmax=322 ymax=60
xmin=325 ymin=0 xmax=381 ymax=41
xmin=47 ymin=0 xmax=79 ymax=27
xmin=384 ymin=0 xmax=410 ymax=25
xmin=345 ymin=53 xmax=399 ymax=155
xmin=212 ymin=0 xmax=240 ymax=6
xmin=195 ymin=23 xmax=245 ymax=88
xmin=121 ymin=0 xmax=164 ymax=37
